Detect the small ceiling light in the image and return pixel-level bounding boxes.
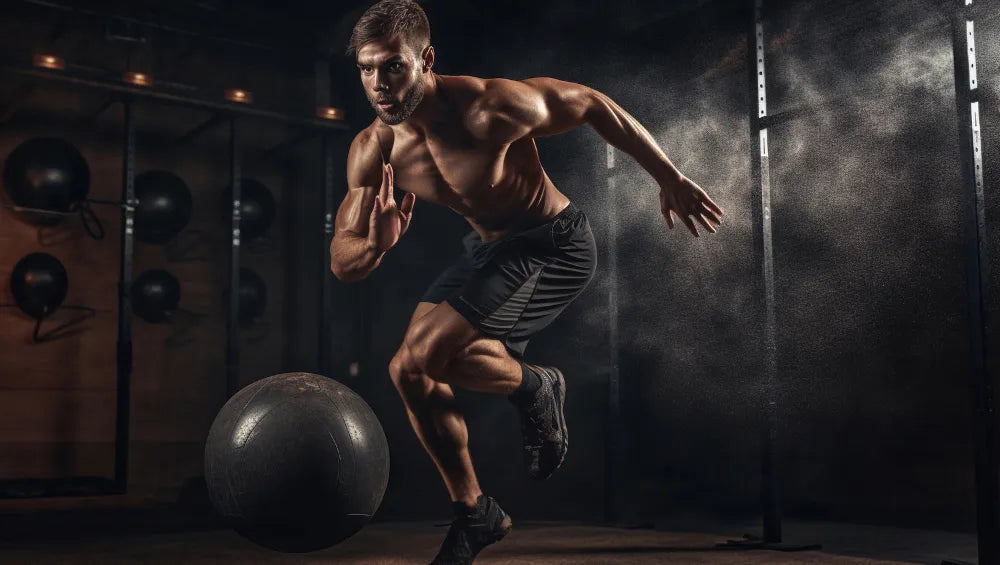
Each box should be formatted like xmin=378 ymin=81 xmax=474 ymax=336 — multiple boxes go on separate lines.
xmin=123 ymin=72 xmax=152 ymax=87
xmin=316 ymin=106 xmax=345 ymax=120
xmin=224 ymin=89 xmax=253 ymax=104
xmin=33 ymin=54 xmax=66 ymax=70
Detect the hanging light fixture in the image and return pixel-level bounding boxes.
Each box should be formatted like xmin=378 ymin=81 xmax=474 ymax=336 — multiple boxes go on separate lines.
xmin=316 ymin=106 xmax=345 ymax=120
xmin=123 ymin=71 xmax=152 ymax=87
xmin=33 ymin=54 xmax=66 ymax=70
xmin=224 ymin=88 xmax=253 ymax=104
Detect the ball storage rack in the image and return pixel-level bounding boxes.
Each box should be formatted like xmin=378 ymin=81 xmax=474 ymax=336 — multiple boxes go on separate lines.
xmin=0 ymin=56 xmax=350 ymax=499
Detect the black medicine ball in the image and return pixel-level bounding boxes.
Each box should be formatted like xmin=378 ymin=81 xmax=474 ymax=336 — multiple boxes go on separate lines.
xmin=135 ymin=171 xmax=194 ymax=244
xmin=132 ymin=269 xmax=181 ymax=323
xmin=220 ymin=179 xmax=275 ymax=242
xmin=238 ymin=268 xmax=267 ymax=326
xmin=3 ymin=137 xmax=90 ymax=224
xmin=10 ymin=252 xmax=69 ymax=319
xmin=205 ymin=373 xmax=390 ymax=553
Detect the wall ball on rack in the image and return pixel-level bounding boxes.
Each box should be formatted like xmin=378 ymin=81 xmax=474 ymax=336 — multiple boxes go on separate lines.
xmin=238 ymin=268 xmax=267 ymax=326
xmin=132 ymin=269 xmax=181 ymax=323
xmin=3 ymin=137 xmax=90 ymax=225
xmin=10 ymin=252 xmax=69 ymax=319
xmin=220 ymin=179 xmax=275 ymax=242
xmin=135 ymin=171 xmax=194 ymax=244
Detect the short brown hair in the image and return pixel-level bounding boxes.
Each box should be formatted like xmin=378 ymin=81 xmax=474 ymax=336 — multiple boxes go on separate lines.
xmin=346 ymin=0 xmax=431 ymax=60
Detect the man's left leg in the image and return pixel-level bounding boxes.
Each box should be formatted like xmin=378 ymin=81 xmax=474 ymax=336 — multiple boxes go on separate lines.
xmin=410 ymin=201 xmax=597 ymax=482
xmin=404 ymin=300 xmax=569 ymax=480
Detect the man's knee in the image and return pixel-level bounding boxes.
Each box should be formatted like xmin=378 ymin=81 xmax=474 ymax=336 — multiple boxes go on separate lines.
xmin=403 ymin=320 xmax=457 ymax=377
xmin=389 ymin=347 xmax=437 ymax=397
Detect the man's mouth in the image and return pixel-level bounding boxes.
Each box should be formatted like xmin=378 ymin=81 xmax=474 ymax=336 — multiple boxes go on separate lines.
xmin=377 ymin=100 xmax=394 ymax=109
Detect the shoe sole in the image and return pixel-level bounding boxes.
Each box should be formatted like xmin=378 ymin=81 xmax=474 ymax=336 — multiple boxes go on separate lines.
xmin=495 ymin=513 xmax=514 ymax=541
xmin=552 ymin=367 xmax=569 ymax=469
xmin=482 ymin=507 xmax=513 ymax=549
xmin=544 ymin=366 xmax=569 ymax=474
xmin=429 ymin=507 xmax=512 ymax=564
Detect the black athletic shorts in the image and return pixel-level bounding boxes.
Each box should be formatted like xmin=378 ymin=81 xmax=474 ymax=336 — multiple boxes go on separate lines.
xmin=420 ymin=202 xmax=597 ymax=358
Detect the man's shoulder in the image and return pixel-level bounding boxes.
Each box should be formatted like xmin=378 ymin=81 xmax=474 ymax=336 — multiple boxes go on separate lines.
xmin=352 ymin=121 xmax=384 ymax=146
xmin=350 ymin=122 xmax=392 ymax=159
xmin=445 ymin=75 xmax=541 ymax=136
xmin=439 ymin=73 xmax=489 ymax=93
xmin=346 ymin=123 xmax=391 ymax=184
xmin=440 ymin=74 xmax=537 ymax=109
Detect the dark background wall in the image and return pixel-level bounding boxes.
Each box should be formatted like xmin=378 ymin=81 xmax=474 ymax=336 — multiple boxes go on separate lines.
xmin=0 ymin=0 xmax=329 ymax=508
xmin=0 ymin=0 xmax=996 ymax=535
xmin=340 ymin=0 xmax=1000 ymax=529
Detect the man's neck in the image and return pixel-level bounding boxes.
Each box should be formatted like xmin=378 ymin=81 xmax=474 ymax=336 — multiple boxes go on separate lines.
xmin=396 ymin=72 xmax=442 ymax=134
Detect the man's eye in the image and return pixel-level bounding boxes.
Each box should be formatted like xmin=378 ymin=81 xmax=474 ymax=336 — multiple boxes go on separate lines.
xmin=389 ymin=63 xmax=402 ymax=71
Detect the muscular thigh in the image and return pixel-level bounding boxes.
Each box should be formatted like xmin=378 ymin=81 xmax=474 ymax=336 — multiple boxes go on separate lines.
xmin=400 ymin=301 xmax=492 ymax=389
xmin=411 ymin=301 xmax=438 ymax=324
xmin=403 ymin=301 xmax=508 ymax=377
xmin=401 ymin=300 xmax=479 ymax=359
xmin=398 ymin=301 xmax=440 ymax=366
xmin=407 ymin=301 xmax=491 ymax=352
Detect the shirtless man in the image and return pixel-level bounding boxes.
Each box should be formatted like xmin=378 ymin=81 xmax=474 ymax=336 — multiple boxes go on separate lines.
xmin=331 ymin=2 xmax=724 ymax=563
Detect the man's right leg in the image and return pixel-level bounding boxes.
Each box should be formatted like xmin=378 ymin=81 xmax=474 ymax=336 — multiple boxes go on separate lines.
xmin=388 ymin=301 xmax=483 ymax=508
xmin=390 ymin=301 xmax=512 ymax=565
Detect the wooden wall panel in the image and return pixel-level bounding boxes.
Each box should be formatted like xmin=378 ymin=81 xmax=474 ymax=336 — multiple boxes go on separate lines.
xmin=0 ymin=105 xmax=292 ymax=490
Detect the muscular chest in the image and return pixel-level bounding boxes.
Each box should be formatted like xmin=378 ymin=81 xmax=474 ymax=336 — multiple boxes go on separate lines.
xmin=388 ymin=128 xmax=508 ymax=211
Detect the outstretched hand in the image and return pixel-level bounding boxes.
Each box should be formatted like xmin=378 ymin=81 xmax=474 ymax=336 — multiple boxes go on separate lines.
xmin=368 ymin=163 xmax=416 ymax=253
xmin=659 ymin=176 xmax=724 ymax=237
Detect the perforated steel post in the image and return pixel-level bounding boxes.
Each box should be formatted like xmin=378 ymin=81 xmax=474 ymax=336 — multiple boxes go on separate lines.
xmin=113 ymin=98 xmax=136 ymax=494
xmin=320 ymin=134 xmax=335 ymax=378
xmin=950 ymin=1 xmax=999 ymax=562
xmin=750 ymin=0 xmax=781 ymax=543
xmin=604 ymin=143 xmax=623 ymax=523
xmin=226 ymin=118 xmax=242 ymax=398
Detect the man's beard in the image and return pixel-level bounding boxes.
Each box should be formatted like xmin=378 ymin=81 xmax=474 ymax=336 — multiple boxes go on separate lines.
xmin=373 ymin=80 xmax=424 ymax=125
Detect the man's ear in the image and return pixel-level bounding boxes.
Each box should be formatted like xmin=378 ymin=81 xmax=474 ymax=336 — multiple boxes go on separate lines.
xmin=422 ymin=45 xmax=435 ymax=72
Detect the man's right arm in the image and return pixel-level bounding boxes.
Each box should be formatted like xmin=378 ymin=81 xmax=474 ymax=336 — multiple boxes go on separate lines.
xmin=330 ymin=131 xmax=385 ymax=282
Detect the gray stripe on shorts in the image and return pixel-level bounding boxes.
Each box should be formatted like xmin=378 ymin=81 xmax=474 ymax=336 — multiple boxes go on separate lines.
xmin=477 ymin=265 xmax=544 ymax=338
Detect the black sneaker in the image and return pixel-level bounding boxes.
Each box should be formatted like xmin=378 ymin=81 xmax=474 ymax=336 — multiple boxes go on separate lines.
xmin=514 ymin=364 xmax=568 ymax=480
xmin=430 ymin=495 xmax=512 ymax=565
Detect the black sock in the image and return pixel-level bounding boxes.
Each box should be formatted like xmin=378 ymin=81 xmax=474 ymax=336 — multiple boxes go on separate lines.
xmin=509 ymin=362 xmax=542 ymax=406
xmin=452 ymin=495 xmax=483 ymax=517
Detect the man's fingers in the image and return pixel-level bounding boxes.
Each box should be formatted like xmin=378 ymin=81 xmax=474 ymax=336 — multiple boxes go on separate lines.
xmin=682 ymin=214 xmax=699 ymax=237
xmin=663 ymin=208 xmax=674 ymax=229
xmin=386 ymin=163 xmax=395 ymax=205
xmin=380 ymin=162 xmax=396 ymax=204
xmin=399 ymin=194 xmax=415 ymax=236
xmin=704 ymin=195 xmax=724 ymax=216
xmin=399 ymin=191 xmax=416 ymax=215
xmin=660 ymin=183 xmax=722 ymax=236
xmin=701 ymin=206 xmax=722 ymax=227
xmin=697 ymin=197 xmax=723 ymax=223
xmin=693 ymin=213 xmax=716 ymax=234
xmin=379 ymin=164 xmax=388 ymax=202
xmin=368 ymin=196 xmax=380 ymax=233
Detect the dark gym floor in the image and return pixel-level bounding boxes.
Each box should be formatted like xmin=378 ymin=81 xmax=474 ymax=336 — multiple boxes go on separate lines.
xmin=0 ymin=515 xmax=979 ymax=564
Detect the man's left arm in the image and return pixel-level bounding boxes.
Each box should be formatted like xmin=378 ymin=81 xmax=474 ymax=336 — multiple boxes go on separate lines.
xmin=484 ymin=77 xmax=724 ymax=236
